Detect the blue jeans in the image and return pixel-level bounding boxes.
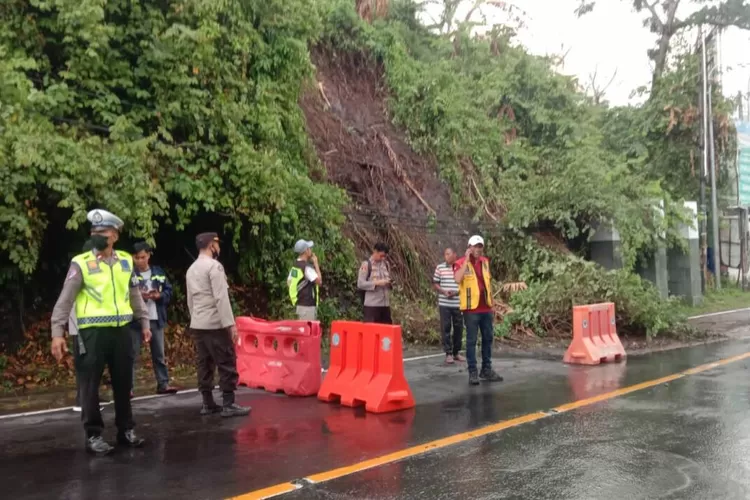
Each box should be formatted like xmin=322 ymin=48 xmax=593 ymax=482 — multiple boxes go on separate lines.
xmin=131 ymin=321 xmax=170 ymax=389
xmin=464 ymin=312 xmax=494 ymax=373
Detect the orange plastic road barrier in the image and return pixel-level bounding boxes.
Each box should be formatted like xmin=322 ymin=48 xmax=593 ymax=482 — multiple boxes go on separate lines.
xmin=563 ymin=302 xmax=626 ymax=365
xmin=318 ymin=321 xmax=415 ymax=413
xmin=236 ymin=317 xmax=322 ymax=396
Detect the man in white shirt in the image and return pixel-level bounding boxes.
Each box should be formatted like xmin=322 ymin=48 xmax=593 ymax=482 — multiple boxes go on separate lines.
xmin=433 ymin=247 xmax=464 ymax=365
xmin=130 ymin=242 xmax=179 ymax=395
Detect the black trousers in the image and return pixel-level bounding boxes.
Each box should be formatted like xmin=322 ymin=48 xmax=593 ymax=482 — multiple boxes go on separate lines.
xmin=72 ymin=336 xmax=82 ymax=407
xmin=191 ymin=328 xmax=239 ymax=399
xmin=439 ymin=307 xmax=463 ymax=356
xmin=76 ymin=326 xmax=134 ymax=437
xmin=363 ymin=306 xmax=392 ymax=324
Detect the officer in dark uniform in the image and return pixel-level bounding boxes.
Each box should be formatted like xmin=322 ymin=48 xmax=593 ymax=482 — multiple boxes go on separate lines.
xmin=50 ymin=209 xmax=151 ymax=455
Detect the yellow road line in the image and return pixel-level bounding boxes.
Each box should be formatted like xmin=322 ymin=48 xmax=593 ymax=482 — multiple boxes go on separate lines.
xmin=230 ymin=482 xmax=300 ymax=500
xmin=229 ymin=350 xmax=750 ymax=500
xmin=306 ymin=411 xmax=547 ymax=483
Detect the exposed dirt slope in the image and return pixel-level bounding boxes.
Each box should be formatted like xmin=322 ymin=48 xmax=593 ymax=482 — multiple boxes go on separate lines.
xmin=301 ymin=48 xmax=469 ymax=292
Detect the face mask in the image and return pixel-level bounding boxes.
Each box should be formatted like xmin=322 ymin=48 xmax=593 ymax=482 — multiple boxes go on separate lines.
xmin=211 ymin=245 xmax=220 ymax=260
xmin=91 ymin=234 xmax=109 ymax=251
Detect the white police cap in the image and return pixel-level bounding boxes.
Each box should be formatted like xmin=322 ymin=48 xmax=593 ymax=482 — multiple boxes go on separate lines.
xmin=87 ymin=209 xmax=124 ymax=231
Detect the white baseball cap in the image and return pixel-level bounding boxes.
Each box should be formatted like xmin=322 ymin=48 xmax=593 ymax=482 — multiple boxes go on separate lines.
xmin=468 ymin=235 xmax=485 ymax=247
xmin=294 ymin=239 xmax=314 ymax=254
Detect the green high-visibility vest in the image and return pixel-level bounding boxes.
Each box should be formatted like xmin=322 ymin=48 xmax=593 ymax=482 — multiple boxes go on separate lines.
xmin=288 ymin=266 xmax=319 ymax=307
xmin=72 ymin=250 xmax=135 ymax=329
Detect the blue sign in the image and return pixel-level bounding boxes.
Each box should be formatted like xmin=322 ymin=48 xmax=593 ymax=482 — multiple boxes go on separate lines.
xmin=738 ymin=121 xmax=750 ymax=207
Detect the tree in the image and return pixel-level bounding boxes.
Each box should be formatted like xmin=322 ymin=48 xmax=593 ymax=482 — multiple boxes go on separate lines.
xmin=418 ymin=0 xmax=527 ymax=36
xmin=584 ymin=66 xmax=618 ymax=105
xmin=0 ymin=0 xmax=352 ymax=297
xmin=575 ymin=0 xmax=750 ymax=87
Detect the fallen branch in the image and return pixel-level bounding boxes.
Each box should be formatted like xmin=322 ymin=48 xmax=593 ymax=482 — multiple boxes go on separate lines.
xmin=347 ymin=219 xmax=374 ymax=249
xmin=470 ymin=175 xmax=498 ymax=221
xmin=501 ymin=282 xmax=527 ymax=293
xmin=377 ymin=133 xmax=436 ymax=216
xmin=318 ymin=82 xmax=332 ymax=110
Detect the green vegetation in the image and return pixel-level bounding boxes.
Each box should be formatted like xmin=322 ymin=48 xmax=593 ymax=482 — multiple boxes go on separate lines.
xmin=675 ymin=284 xmax=750 ymax=317
xmin=317 ymin=0 xmax=735 ymax=337
xmin=0 ymin=0 xmax=742 ymax=386
xmin=0 ymin=0 xmax=353 ymax=290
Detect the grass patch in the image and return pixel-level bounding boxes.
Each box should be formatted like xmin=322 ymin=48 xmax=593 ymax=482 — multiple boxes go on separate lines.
xmin=675 ymin=284 xmax=750 ymax=317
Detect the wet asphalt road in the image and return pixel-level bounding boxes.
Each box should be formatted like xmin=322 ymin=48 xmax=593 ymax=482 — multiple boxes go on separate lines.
xmin=3 ymin=336 xmax=750 ymax=499
xmin=287 ymin=343 xmax=750 ymax=499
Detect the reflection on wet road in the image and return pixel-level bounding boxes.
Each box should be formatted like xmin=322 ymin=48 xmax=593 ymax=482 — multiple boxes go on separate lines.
xmin=287 ymin=354 xmax=750 ymax=499
xmin=3 ymin=340 xmax=750 ymax=499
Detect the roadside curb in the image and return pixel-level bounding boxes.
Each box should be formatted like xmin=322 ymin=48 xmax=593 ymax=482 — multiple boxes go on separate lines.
xmin=1 ymin=308 xmax=747 ymax=420
xmin=495 ymin=334 xmax=735 ymax=362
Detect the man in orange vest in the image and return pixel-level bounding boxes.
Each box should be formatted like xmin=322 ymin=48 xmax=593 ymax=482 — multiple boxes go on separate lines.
xmin=453 ymin=235 xmax=503 ymax=386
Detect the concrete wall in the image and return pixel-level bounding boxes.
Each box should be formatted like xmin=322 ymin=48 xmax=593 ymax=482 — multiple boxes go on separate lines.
xmin=667 ymin=201 xmax=703 ymax=306
xmin=590 ymin=224 xmax=623 ymax=270
xmin=636 ymin=247 xmax=669 ymax=299
xmin=636 ymin=200 xmax=669 ymax=298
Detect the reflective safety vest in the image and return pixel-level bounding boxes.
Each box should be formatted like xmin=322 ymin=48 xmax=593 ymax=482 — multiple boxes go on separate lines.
xmin=72 ymin=250 xmax=134 ymax=329
xmin=288 ymin=265 xmax=319 ymax=307
xmin=457 ymin=257 xmax=493 ymax=311
xmin=133 ymin=270 xmax=167 ymax=292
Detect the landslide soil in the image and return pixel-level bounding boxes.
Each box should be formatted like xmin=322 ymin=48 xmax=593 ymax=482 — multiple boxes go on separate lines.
xmin=300 ymin=49 xmax=472 ymax=288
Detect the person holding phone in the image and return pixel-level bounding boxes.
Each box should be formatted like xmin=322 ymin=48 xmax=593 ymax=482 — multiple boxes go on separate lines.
xmin=433 ymin=247 xmax=464 ymax=365
xmin=357 ymin=242 xmax=393 ymax=324
xmin=454 ymin=235 xmax=503 ymax=386
xmin=287 ymin=239 xmax=322 ymax=321
xmin=130 ymin=242 xmax=180 ymax=396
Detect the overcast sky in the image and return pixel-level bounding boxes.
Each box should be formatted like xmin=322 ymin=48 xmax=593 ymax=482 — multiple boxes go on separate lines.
xmin=422 ymin=0 xmax=750 ymax=109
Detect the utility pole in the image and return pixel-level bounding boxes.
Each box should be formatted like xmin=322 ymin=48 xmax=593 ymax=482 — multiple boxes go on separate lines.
xmin=708 ymin=86 xmax=721 ymax=289
xmin=702 ymin=27 xmax=721 ymax=288
xmin=699 ymin=27 xmax=709 ymax=290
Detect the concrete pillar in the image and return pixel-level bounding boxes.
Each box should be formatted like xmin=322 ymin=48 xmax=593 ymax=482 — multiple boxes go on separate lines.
xmin=590 ymin=223 xmax=623 ymax=270
xmin=636 ymin=200 xmax=669 ymax=299
xmin=667 ymin=201 xmax=703 ymax=306
xmin=638 ymin=247 xmax=669 ymax=299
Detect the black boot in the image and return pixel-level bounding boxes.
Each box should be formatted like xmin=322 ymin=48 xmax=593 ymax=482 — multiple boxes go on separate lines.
xmin=117 ymin=429 xmax=145 ymax=448
xmin=201 ymin=403 xmax=222 ymax=415
xmin=86 ymin=435 xmax=115 ymax=456
xmin=221 ymin=391 xmax=251 ymax=418
xmin=200 ymin=390 xmax=221 ymax=415
xmin=479 ymin=368 xmax=503 ymax=382
xmin=468 ymin=371 xmax=480 ymax=386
